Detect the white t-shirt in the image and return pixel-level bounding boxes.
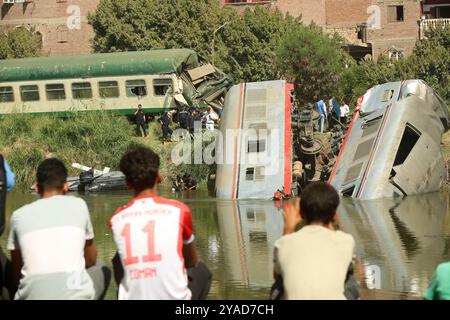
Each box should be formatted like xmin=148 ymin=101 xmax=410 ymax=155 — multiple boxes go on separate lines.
xmin=340 ymin=104 xmax=350 ymax=117
xmin=7 ymin=195 xmax=95 ymax=300
xmin=274 ymin=225 xmax=354 ymax=300
xmin=110 ymin=195 xmax=195 ymax=300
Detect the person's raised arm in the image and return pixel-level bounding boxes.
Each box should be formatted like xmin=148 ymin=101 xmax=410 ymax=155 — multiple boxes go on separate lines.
xmin=283 ymin=198 xmax=301 ymax=235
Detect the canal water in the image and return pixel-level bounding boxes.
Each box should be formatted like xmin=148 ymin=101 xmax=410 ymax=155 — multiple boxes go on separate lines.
xmin=1 ymin=189 xmax=450 ymax=300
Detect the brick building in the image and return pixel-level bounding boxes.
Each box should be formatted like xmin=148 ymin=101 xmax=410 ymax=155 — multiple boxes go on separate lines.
xmin=223 ymin=0 xmax=449 ymax=59
xmin=1 ymin=0 xmax=448 ymax=59
xmin=0 ymin=0 xmax=99 ymax=56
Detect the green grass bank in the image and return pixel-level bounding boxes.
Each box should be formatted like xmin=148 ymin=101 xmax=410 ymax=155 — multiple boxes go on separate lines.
xmin=0 ymin=113 xmax=210 ymax=190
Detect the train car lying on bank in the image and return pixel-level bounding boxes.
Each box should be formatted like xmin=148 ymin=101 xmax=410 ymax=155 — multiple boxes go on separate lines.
xmin=0 ymin=49 xmax=232 ymax=116
xmin=329 ymin=80 xmax=450 ymax=200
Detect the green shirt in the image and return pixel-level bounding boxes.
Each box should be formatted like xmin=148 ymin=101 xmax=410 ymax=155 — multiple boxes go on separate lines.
xmin=424 ymin=262 xmax=450 ymax=300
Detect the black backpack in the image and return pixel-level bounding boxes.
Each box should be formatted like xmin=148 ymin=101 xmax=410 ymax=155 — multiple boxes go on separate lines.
xmin=0 ymin=154 xmax=6 ymax=236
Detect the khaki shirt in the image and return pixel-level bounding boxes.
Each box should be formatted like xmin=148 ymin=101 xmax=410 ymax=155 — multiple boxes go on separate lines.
xmin=274 ymin=225 xmax=355 ymax=300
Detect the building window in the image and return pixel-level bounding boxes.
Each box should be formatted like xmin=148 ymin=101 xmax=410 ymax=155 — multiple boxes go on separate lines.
xmin=388 ymin=49 xmax=405 ymax=61
xmin=99 ymin=81 xmax=119 ymax=98
xmin=0 ymin=86 xmax=14 ymax=103
xmin=387 ymin=5 xmax=404 ymax=22
xmin=72 ymin=82 xmax=93 ymax=99
xmin=20 ymin=85 xmax=40 ymax=102
xmin=126 ymin=79 xmax=147 ymax=97
xmin=56 ymin=25 xmax=69 ymax=43
xmin=46 ymin=84 xmax=66 ymax=101
xmin=153 ymin=79 xmax=172 ymax=96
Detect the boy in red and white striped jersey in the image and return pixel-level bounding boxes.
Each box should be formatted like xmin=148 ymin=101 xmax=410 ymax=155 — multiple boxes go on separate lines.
xmin=110 ymin=146 xmax=211 ymax=300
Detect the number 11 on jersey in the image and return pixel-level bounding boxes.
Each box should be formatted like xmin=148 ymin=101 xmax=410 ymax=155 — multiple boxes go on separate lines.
xmin=121 ymin=221 xmax=162 ymax=266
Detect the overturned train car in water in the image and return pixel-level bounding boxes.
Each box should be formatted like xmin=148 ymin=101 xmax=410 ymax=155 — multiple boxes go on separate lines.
xmin=329 ymin=80 xmax=450 ymax=200
xmin=215 ymin=80 xmax=294 ymax=200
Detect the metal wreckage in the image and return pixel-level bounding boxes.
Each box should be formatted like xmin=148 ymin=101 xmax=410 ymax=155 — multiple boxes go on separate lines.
xmin=212 ymin=79 xmax=450 ymax=200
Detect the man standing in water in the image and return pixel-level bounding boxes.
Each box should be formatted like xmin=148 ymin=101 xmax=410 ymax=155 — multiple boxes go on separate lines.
xmin=110 ymin=146 xmax=211 ymax=300
xmin=7 ymin=159 xmax=110 ymax=299
xmin=134 ymin=104 xmax=147 ymax=137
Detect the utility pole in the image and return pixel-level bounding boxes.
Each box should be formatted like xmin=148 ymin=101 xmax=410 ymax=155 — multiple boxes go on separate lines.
xmin=211 ymin=22 xmax=231 ymax=66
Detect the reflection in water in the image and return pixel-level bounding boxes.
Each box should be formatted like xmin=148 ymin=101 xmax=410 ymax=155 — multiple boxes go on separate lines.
xmin=339 ymin=193 xmax=450 ymax=297
xmin=1 ymin=190 xmax=450 ymax=300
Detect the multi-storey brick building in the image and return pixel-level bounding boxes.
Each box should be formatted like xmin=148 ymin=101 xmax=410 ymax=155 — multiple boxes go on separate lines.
xmin=0 ymin=0 xmax=99 ymax=56
xmin=1 ymin=0 xmax=448 ymax=58
xmin=223 ymin=0 xmax=450 ymax=59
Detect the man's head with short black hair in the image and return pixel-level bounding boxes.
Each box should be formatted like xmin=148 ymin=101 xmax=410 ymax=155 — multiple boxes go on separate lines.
xmin=36 ymin=158 xmax=68 ymax=195
xmin=300 ymin=182 xmax=339 ymax=225
xmin=120 ymin=146 xmax=160 ymax=193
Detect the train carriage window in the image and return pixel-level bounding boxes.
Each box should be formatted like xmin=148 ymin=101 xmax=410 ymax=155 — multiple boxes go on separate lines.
xmin=247 ymin=139 xmax=266 ymax=153
xmin=99 ymin=81 xmax=119 ymax=98
xmin=255 ymin=167 xmax=265 ymax=181
xmin=72 ymin=82 xmax=93 ymax=99
xmin=247 ymin=123 xmax=267 ymax=153
xmin=153 ymin=79 xmax=172 ymax=96
xmin=45 ymin=84 xmax=66 ymax=101
xmin=126 ymin=80 xmax=147 ymax=97
xmin=0 ymin=86 xmax=14 ymax=103
xmin=20 ymin=85 xmax=40 ymax=102
xmin=246 ymin=168 xmax=255 ymax=181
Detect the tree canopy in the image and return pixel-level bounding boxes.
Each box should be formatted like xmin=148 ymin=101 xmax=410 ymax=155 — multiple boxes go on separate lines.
xmin=88 ymin=0 xmax=299 ymax=82
xmin=276 ymin=24 xmax=350 ymax=103
xmin=89 ymin=0 xmax=449 ymax=105
xmin=0 ymin=27 xmax=42 ymax=60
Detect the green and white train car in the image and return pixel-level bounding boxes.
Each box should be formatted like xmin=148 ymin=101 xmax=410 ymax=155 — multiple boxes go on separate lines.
xmin=0 ymin=49 xmax=232 ymax=116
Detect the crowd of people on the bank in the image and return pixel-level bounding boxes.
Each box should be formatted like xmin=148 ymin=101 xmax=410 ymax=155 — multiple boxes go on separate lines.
xmin=315 ymin=97 xmax=350 ymax=133
xmin=1 ymin=148 xmax=449 ymax=300
xmin=134 ymin=104 xmax=219 ymax=140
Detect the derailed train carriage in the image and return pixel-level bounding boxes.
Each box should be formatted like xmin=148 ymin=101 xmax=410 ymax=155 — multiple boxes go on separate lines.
xmin=329 ymin=80 xmax=450 ymax=200
xmin=0 ymin=49 xmax=232 ymax=115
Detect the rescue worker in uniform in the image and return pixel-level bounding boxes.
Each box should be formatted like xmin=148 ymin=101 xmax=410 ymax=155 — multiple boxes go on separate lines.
xmin=134 ymin=104 xmax=147 ymax=137
xmin=160 ymin=111 xmax=173 ymax=141
xmin=178 ymin=108 xmax=189 ymax=130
